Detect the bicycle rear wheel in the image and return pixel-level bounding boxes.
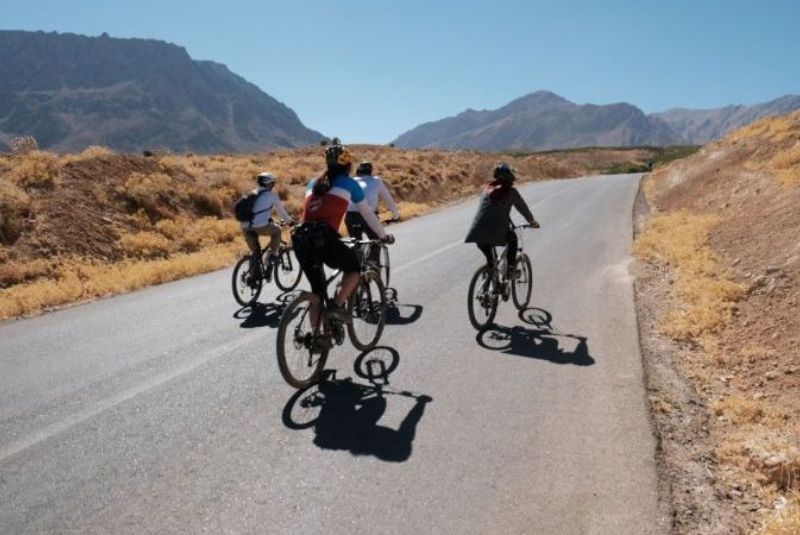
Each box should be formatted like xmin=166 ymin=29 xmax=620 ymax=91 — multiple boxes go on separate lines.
xmin=512 ymin=254 xmax=533 ymax=310
xmin=232 ymin=256 xmax=262 ymax=306
xmin=347 ymin=270 xmax=387 ymax=351
xmin=467 ymin=265 xmax=498 ymax=331
xmin=275 ymin=245 xmax=303 ymax=291
xmin=276 ymin=293 xmax=330 ymax=388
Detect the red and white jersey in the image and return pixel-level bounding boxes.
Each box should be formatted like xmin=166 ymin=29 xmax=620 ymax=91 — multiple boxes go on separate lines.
xmin=301 ymin=174 xmax=366 ymax=231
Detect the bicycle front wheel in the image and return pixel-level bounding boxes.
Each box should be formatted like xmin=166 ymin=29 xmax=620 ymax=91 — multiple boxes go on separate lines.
xmin=232 ymin=256 xmax=262 ymax=306
xmin=347 ymin=270 xmax=387 ymax=351
xmin=467 ymin=265 xmax=498 ymax=331
xmin=275 ymin=245 xmax=303 ymax=291
xmin=512 ymin=254 xmax=533 ymax=310
xmin=276 ymin=293 xmax=329 ymax=388
xmin=379 ymin=244 xmax=390 ymax=288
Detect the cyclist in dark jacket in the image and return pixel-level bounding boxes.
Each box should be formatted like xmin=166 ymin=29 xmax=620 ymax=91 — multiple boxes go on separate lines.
xmin=465 ymin=163 xmax=539 ymax=276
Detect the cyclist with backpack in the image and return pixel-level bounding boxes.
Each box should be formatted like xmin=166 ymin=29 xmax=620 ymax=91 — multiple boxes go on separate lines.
xmin=236 ymin=172 xmax=293 ymax=277
xmin=465 ymin=163 xmax=539 ymax=278
xmin=292 ymin=139 xmax=394 ymax=322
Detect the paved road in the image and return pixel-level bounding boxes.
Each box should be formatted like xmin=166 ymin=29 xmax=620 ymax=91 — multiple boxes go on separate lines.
xmin=0 ymin=174 xmax=667 ymax=534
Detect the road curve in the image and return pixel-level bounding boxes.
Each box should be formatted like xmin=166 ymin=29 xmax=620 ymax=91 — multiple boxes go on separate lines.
xmin=0 ymin=174 xmax=668 ymax=534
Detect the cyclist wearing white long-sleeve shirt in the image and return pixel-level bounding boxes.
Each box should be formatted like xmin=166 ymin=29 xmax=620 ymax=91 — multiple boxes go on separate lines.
xmin=345 ymin=161 xmax=401 ymax=241
xmin=240 ymin=173 xmax=293 ymax=271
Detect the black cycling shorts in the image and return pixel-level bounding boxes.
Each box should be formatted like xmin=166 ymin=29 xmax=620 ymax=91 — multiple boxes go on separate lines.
xmin=292 ymin=221 xmax=359 ymax=297
xmin=344 ymin=211 xmax=379 ymax=240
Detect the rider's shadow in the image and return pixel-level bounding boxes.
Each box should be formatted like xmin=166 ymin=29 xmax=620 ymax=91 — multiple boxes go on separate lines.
xmin=235 ymin=291 xmax=300 ymax=329
xmin=282 ymin=347 xmax=432 ymax=463
xmin=476 ymin=308 xmax=595 ymax=366
xmin=384 ymin=288 xmax=423 ymax=326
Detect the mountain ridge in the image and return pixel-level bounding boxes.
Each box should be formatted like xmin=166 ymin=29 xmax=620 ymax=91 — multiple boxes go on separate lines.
xmin=0 ymin=30 xmax=323 ymax=153
xmin=393 ymin=91 xmax=800 ymax=150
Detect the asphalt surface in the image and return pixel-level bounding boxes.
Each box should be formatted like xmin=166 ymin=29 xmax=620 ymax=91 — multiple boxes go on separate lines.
xmin=0 ymin=174 xmax=668 ymax=534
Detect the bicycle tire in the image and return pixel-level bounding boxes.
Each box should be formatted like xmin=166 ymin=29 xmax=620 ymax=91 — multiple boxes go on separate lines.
xmin=467 ymin=265 xmax=497 ymax=331
xmin=232 ymin=256 xmax=262 ymax=306
xmin=379 ymin=244 xmax=390 ymax=288
xmin=276 ymin=293 xmax=329 ymax=388
xmin=275 ymin=245 xmax=303 ymax=291
xmin=512 ymin=254 xmax=533 ymax=310
xmin=347 ymin=270 xmax=387 ymax=351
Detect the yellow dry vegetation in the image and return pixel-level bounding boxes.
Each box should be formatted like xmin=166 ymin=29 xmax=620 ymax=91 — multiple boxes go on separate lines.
xmin=758 ymin=499 xmax=800 ymax=535
xmin=767 ymin=142 xmax=800 ymax=187
xmin=0 ymin=243 xmax=240 ymax=320
xmin=6 ymin=150 xmax=61 ymax=188
xmin=633 ymin=211 xmax=745 ymax=341
xmin=712 ymin=396 xmax=786 ymax=427
xmin=726 ymin=111 xmax=800 ymax=145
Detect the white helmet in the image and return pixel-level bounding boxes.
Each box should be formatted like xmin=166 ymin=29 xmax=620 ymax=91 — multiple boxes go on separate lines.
xmin=256 ymin=172 xmax=276 ymax=188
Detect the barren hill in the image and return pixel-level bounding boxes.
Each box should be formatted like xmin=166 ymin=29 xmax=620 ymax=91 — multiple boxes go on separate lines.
xmin=635 ymin=111 xmax=800 ymax=532
xmin=652 ymin=94 xmax=800 ymax=144
xmin=393 ymin=91 xmax=678 ymax=151
xmin=0 ymin=30 xmax=322 ymax=153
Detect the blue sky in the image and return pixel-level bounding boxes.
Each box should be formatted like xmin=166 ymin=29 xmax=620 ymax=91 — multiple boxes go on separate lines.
xmin=4 ymin=0 xmax=800 ymax=142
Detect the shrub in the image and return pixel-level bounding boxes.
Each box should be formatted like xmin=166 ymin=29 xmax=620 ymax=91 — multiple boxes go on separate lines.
xmin=118 ymin=231 xmax=173 ymax=258
xmin=117 ymin=172 xmax=179 ymax=218
xmin=0 ymin=180 xmax=33 ymax=245
xmin=7 ymin=151 xmax=61 ymax=189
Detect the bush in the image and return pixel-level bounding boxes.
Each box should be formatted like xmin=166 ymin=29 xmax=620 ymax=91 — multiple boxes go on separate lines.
xmin=7 ymin=151 xmax=61 ymax=188
xmin=0 ymin=180 xmax=33 ymax=245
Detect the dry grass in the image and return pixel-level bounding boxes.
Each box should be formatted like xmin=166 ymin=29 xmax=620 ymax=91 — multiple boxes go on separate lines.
xmin=758 ymin=498 xmax=800 ymax=535
xmin=0 ymin=179 xmax=33 ymax=245
xmin=0 ymin=243 xmax=240 ymax=320
xmin=6 ymin=150 xmax=61 ymax=188
xmin=767 ymin=142 xmax=800 ymax=187
xmin=633 ymin=211 xmax=745 ymax=342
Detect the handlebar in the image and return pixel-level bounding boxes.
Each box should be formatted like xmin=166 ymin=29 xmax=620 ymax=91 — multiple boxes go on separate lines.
xmin=511 ymin=222 xmax=540 ymax=230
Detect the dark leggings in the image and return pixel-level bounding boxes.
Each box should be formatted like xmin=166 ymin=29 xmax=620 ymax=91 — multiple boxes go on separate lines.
xmin=477 ymin=230 xmax=517 ymax=271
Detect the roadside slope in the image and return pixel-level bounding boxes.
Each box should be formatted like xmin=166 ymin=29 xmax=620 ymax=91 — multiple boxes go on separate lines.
xmin=634 ymin=111 xmax=800 ymax=533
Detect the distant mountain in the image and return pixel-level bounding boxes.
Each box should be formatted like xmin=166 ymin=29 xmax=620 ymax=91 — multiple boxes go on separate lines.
xmin=393 ymin=91 xmax=800 ymax=151
xmin=393 ymin=91 xmax=678 ymax=151
xmin=0 ymin=30 xmax=323 ymax=153
xmin=652 ymin=95 xmax=800 ymax=144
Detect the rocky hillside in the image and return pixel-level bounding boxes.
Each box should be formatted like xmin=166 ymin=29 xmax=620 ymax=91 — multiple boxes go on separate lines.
xmin=634 ymin=111 xmax=800 ymax=533
xmin=393 ymin=91 xmax=677 ymax=151
xmin=0 ymin=30 xmax=322 ymax=153
xmin=653 ymin=94 xmax=800 ymax=144
xmin=394 ymin=91 xmax=800 ymax=152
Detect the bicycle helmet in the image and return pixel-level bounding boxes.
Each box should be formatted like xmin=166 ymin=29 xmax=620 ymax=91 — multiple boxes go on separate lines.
xmin=256 ymin=172 xmax=276 ymax=188
xmin=356 ymin=161 xmax=373 ymax=176
xmin=325 ymin=138 xmax=353 ymax=167
xmin=493 ymin=162 xmax=516 ymax=182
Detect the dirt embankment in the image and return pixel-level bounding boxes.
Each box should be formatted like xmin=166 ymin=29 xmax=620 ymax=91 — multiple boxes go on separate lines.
xmin=1 ymin=145 xmax=593 ymax=319
xmin=634 ymin=112 xmax=800 ymax=533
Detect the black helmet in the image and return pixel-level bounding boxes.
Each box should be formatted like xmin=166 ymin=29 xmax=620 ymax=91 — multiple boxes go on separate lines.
xmin=493 ymin=162 xmax=516 ymax=182
xmin=356 ymin=161 xmax=373 ymax=176
xmin=325 ymin=137 xmax=353 ymax=167
xmin=256 ymin=172 xmax=276 ymax=188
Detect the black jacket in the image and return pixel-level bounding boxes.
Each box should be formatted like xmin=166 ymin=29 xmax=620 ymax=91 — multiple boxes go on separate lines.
xmin=464 ymin=186 xmax=534 ymax=245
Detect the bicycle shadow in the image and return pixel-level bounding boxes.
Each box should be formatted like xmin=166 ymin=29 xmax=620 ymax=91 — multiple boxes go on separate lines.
xmin=282 ymin=346 xmax=432 ymax=463
xmin=234 ymin=291 xmax=300 ymax=329
xmin=476 ymin=307 xmax=595 ymax=366
xmin=384 ymin=288 xmax=424 ymax=326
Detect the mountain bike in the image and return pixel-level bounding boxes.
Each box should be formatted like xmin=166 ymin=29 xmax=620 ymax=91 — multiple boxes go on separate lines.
xmin=232 ymin=233 xmax=302 ymax=306
xmin=276 ymin=238 xmax=390 ymax=388
xmin=467 ymin=223 xmax=536 ymax=331
xmin=347 ymin=217 xmax=397 ymax=288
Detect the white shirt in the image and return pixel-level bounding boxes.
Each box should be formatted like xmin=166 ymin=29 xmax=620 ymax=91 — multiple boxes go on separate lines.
xmin=346 ymin=175 xmax=400 ymax=219
xmin=240 ymin=187 xmax=291 ymax=229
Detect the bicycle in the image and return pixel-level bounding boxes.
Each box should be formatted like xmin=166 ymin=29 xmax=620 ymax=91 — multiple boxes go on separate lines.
xmin=467 ymin=223 xmax=536 ymax=331
xmin=347 ymin=217 xmax=396 ymax=288
xmin=231 ymin=228 xmax=302 ymax=306
xmin=276 ymin=237 xmax=390 ymax=388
